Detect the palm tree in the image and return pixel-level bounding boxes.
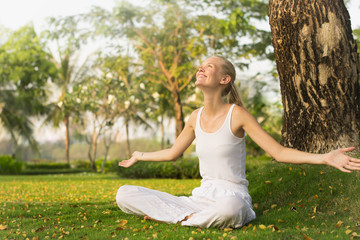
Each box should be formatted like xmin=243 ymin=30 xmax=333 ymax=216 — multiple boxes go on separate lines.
xmin=44 ymin=49 xmax=91 ymax=164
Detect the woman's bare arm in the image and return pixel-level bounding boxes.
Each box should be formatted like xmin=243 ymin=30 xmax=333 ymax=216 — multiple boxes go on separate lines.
xmin=233 ymin=106 xmax=360 ymax=173
xmin=118 ymin=109 xmax=198 ymax=168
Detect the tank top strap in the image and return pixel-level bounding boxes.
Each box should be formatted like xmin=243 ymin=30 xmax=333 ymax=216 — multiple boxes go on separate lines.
xmin=224 ymin=104 xmax=236 ymax=128
xmin=196 ymin=106 xmax=204 ymax=132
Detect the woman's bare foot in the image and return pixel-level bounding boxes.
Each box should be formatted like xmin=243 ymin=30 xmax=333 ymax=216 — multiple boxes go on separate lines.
xmin=178 ymin=213 xmax=195 ymax=224
xmin=144 ymin=216 xmax=164 ymax=223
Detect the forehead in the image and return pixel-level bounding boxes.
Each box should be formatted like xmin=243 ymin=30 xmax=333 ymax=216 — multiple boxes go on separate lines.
xmin=201 ymin=57 xmax=223 ymax=66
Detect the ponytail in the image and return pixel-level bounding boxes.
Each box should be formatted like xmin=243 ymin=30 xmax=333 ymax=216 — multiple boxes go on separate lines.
xmin=214 ymin=55 xmax=244 ymax=107
xmin=228 ymin=81 xmax=244 ymax=107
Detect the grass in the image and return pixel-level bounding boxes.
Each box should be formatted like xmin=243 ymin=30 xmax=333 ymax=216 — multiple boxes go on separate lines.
xmin=0 ymin=159 xmax=359 ymax=240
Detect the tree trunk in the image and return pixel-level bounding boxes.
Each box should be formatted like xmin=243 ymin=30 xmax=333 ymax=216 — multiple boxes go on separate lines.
xmin=101 ymin=144 xmax=110 ymax=174
xmin=160 ymin=114 xmax=165 ymax=149
xmin=92 ymin=128 xmax=98 ymax=172
xmin=87 ymin=124 xmax=97 ymax=172
xmin=125 ymin=121 xmax=131 ymax=158
xmin=64 ymin=115 xmax=70 ymax=164
xmin=170 ymin=87 xmax=185 ymax=139
xmin=269 ymin=0 xmax=360 ymax=153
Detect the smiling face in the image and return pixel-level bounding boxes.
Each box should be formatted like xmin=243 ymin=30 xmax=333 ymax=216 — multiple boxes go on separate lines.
xmin=195 ymin=57 xmax=224 ymax=89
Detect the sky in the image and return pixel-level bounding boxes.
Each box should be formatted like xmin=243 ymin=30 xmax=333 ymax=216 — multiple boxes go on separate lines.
xmin=0 ymin=0 xmax=359 ymax=143
xmin=0 ymin=0 xmax=359 ymax=32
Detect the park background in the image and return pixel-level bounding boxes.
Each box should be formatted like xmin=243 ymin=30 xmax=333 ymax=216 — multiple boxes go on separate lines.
xmin=0 ymin=0 xmax=360 ymax=239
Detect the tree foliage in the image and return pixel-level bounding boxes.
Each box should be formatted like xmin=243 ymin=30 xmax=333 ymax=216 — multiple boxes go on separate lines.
xmin=0 ymin=25 xmax=56 ymax=153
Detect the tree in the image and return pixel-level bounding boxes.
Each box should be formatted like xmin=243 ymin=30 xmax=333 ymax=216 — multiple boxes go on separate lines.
xmin=88 ymin=1 xmax=207 ymax=138
xmin=269 ymin=0 xmax=360 ymax=153
xmin=186 ymin=0 xmax=272 ymax=62
xmin=43 ymin=16 xmax=92 ymax=164
xmin=0 ymin=25 xmax=56 ymax=155
xmin=98 ymin=53 xmax=152 ymax=158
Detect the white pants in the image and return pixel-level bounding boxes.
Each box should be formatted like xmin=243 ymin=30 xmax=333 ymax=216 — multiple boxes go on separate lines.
xmin=116 ymin=180 xmax=256 ymax=229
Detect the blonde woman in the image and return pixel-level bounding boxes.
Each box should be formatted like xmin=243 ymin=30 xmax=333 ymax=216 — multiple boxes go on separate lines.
xmin=116 ymin=56 xmax=360 ymax=229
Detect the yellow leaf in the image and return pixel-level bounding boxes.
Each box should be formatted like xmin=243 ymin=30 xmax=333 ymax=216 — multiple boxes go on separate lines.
xmin=264 ymin=181 xmax=271 ymax=184
xmin=0 ymin=225 xmax=7 ymax=230
xmin=253 ymin=203 xmax=259 ymax=209
xmin=271 ymin=204 xmax=277 ymax=209
xmin=278 ymin=219 xmax=285 ymax=223
xmin=259 ymin=224 xmax=267 ymax=230
xmin=303 ymin=235 xmax=311 ymax=240
xmin=336 ymin=220 xmax=343 ymax=228
xmin=119 ymin=219 xmax=128 ymax=227
xmin=223 ymin=228 xmax=233 ymax=232
xmin=346 ymin=230 xmax=352 ymax=235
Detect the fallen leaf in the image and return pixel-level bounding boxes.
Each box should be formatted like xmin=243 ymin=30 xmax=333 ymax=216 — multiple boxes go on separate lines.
xmin=303 ymin=235 xmax=311 ymax=240
xmin=352 ymin=232 xmax=359 ymax=237
xmin=223 ymin=228 xmax=233 ymax=232
xmin=278 ymin=219 xmax=285 ymax=223
xmin=346 ymin=230 xmax=352 ymax=235
xmin=0 ymin=225 xmax=7 ymax=230
xmin=336 ymin=220 xmax=343 ymax=228
xmin=272 ymin=225 xmax=279 ymax=231
xmin=264 ymin=181 xmax=271 ymax=184
xmin=119 ymin=219 xmax=128 ymax=227
xmin=259 ymin=224 xmax=266 ymax=230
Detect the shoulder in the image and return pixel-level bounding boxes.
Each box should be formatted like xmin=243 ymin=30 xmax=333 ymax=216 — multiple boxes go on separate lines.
xmin=232 ymin=105 xmax=254 ymax=126
xmin=186 ymin=108 xmax=201 ymax=129
xmin=232 ymin=105 xmax=249 ymax=117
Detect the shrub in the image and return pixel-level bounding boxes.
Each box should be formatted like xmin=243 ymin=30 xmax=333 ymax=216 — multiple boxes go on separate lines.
xmin=0 ymin=155 xmax=24 ymax=174
xmin=25 ymin=162 xmax=70 ymax=170
xmin=116 ymin=156 xmax=200 ymax=179
xmin=71 ymin=160 xmax=91 ymax=169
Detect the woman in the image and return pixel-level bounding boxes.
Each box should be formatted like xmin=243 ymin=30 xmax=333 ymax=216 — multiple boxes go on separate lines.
xmin=116 ymin=56 xmax=360 ymax=229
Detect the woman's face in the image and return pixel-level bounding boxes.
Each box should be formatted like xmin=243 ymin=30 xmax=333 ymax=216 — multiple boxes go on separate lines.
xmin=195 ymin=57 xmax=223 ymax=88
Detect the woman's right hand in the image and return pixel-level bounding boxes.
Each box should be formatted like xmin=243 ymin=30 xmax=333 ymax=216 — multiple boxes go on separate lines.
xmin=118 ymin=151 xmax=142 ymax=168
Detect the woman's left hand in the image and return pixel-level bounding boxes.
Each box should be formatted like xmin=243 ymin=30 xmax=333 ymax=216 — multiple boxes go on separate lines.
xmin=324 ymin=147 xmax=360 ymax=173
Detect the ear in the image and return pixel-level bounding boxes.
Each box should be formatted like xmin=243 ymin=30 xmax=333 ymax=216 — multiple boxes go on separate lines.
xmin=220 ymin=75 xmax=231 ymax=85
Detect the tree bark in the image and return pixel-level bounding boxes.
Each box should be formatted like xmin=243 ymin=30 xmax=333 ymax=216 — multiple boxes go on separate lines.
xmin=91 ymin=128 xmax=98 ymax=172
xmin=269 ymin=0 xmax=360 ymax=153
xmin=63 ymin=115 xmax=70 ymax=164
xmin=125 ymin=121 xmax=131 ymax=158
xmin=160 ymin=114 xmax=165 ymax=149
xmin=170 ymin=86 xmax=185 ymax=139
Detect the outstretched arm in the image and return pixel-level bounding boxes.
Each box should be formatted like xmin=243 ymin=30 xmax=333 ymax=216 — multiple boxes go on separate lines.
xmin=118 ymin=110 xmax=198 ymax=168
xmin=234 ymin=106 xmax=360 ymax=173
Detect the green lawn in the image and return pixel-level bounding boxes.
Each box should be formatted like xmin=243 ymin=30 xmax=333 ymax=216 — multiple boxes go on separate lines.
xmin=0 ymin=161 xmax=359 ymax=239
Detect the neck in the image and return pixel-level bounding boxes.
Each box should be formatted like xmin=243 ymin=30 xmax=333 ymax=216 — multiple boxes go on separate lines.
xmin=202 ymin=90 xmax=227 ymax=117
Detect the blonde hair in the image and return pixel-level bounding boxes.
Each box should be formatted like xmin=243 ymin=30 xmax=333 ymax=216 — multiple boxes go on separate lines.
xmin=213 ymin=56 xmax=244 ymax=107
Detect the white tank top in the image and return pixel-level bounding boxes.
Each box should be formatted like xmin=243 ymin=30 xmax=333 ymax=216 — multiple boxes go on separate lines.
xmin=195 ymin=104 xmax=248 ymax=186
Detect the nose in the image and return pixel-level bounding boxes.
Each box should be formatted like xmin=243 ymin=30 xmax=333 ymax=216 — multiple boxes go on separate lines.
xmin=198 ymin=66 xmax=204 ymax=72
